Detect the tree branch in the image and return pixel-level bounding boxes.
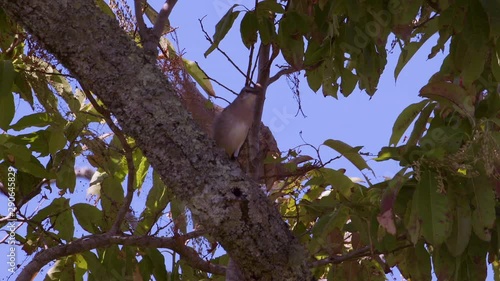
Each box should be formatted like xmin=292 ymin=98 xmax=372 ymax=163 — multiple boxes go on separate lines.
xmin=17 ymin=232 xmax=224 ymax=281
xmin=134 ymin=0 xmax=148 ymax=42
xmin=268 ymin=66 xmax=298 ymax=86
xmin=151 ymin=0 xmax=177 ymax=39
xmin=135 ymin=0 xmax=178 ymax=56
xmin=0 ymin=0 xmax=311 ymax=280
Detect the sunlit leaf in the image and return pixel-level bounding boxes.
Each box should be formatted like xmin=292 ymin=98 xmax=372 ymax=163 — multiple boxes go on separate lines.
xmin=10 ymin=113 xmax=53 ymax=131
xmin=45 ymin=256 xmax=75 ymax=281
xmin=183 ymin=59 xmax=215 ymax=96
xmin=96 ymin=0 xmax=115 ymax=19
xmin=133 ymin=148 xmax=149 ymax=189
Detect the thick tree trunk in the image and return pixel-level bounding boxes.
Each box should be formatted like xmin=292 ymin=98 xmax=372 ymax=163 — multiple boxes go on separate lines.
xmin=0 ymin=0 xmax=310 ymax=280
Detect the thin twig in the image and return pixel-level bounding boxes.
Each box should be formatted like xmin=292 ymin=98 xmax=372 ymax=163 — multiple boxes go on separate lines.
xmin=268 ymin=67 xmax=298 ymax=85
xmin=250 ymin=43 xmax=260 ymax=82
xmin=198 ymin=17 xmax=247 ymax=79
xmin=245 ymin=44 xmax=255 ymax=86
xmin=84 ymin=90 xmax=136 ymax=235
xmin=311 ymin=243 xmax=412 ymax=267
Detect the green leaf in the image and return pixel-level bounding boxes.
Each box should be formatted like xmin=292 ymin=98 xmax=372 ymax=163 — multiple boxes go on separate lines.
xmin=258 ymin=14 xmax=276 ymax=44
xmin=394 ymin=42 xmax=421 ymax=81
xmin=55 ymin=153 xmax=76 ymax=192
xmin=405 ymin=102 xmax=436 ymax=147
xmin=420 ymin=81 xmax=474 ymax=117
xmin=73 ymin=203 xmax=104 ymax=234
xmin=305 ymin=67 xmax=322 ymax=93
xmin=56 ymin=202 xmax=74 ymax=241
xmin=410 ymin=241 xmax=432 ymax=281
xmin=304 ymin=41 xmax=326 ymax=67
xmin=461 ymin=46 xmax=486 ymax=87
xmin=133 ymin=148 xmax=149 ymax=189
xmin=321 ymin=168 xmax=354 ymax=198
xmin=280 ymin=37 xmax=304 ymax=68
xmin=462 ymin=0 xmax=489 ymax=51
xmin=49 ymin=125 xmax=67 ymax=154
xmin=256 ymin=0 xmax=285 ymax=13
xmin=204 ymin=5 xmax=240 ymax=57
xmin=0 ymin=9 xmax=16 ymax=52
xmin=395 ymin=19 xmax=438 ymax=80
xmin=145 ymin=248 xmax=168 ymax=280
xmin=389 ymin=100 xmax=429 ymax=146
xmin=375 ymin=146 xmax=403 ymax=162
xmin=311 ymin=205 xmax=350 ymax=237
xmin=13 ymin=72 xmax=34 ymax=107
xmin=240 ymin=11 xmax=258 ymax=48
xmin=12 ymin=170 xmax=44 ymax=206
xmin=470 ymin=176 xmax=495 ymax=241
xmin=445 ymin=195 xmax=471 ymax=256
xmin=433 ymin=246 xmax=456 ymax=281
xmin=388 ymin=242 xmax=431 ymax=281
xmin=323 ymin=139 xmax=371 ymax=172
xmin=32 ymin=198 xmax=73 ymax=242
xmin=459 ymin=234 xmax=488 ymax=280
xmin=12 ymin=155 xmax=49 ymax=178
xmin=340 ymin=68 xmax=357 ymax=97
xmin=357 ymin=45 xmax=385 ymax=96
xmin=480 ymin=0 xmax=500 ymax=38
xmin=47 ymin=70 xmax=81 ymax=113
xmin=10 ymin=113 xmax=53 ymax=131
xmin=0 ymin=60 xmax=15 ymax=130
xmin=45 ymin=256 xmax=75 ymax=281
xmin=278 ymin=12 xmax=305 ymax=68
xmin=100 ymin=177 xmax=124 ymax=225
xmin=17 ymin=130 xmax=51 ymax=156
xmin=3 ymin=142 xmax=32 ymax=161
xmin=135 ymin=172 xmax=170 ymax=235
xmin=74 ymin=254 xmax=87 ymax=280
xmin=183 ymin=59 xmax=215 ymax=96
xmin=404 ymin=196 xmax=421 ymax=245
xmin=96 ymin=0 xmax=116 ymax=19
xmin=416 ymin=170 xmax=452 ymax=245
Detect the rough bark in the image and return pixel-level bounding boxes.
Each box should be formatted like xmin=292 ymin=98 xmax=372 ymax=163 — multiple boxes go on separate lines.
xmin=0 ymin=0 xmax=310 ymax=280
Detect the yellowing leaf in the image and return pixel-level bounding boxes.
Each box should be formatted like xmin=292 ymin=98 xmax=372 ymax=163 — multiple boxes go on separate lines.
xmin=419 ymin=81 xmax=474 ymax=117
xmin=183 ymin=59 xmax=215 ymax=97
